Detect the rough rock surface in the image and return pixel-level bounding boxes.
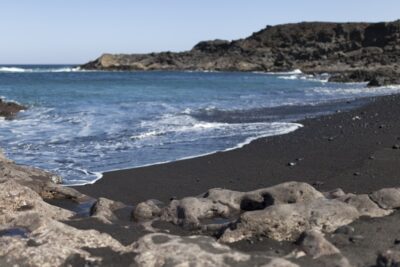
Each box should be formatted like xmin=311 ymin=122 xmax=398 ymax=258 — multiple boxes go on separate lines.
xmin=297 ymin=230 xmax=340 ymax=259
xmin=5 ymin=149 xmax=400 ymax=266
xmin=220 ymin=198 xmax=360 ymax=242
xmin=370 ymin=188 xmax=400 ymax=209
xmin=0 ymin=180 xmax=73 ymax=224
xmin=157 ymin=182 xmax=324 ymax=229
xmin=81 ymin=20 xmax=400 ymax=85
xmin=336 ymin=193 xmax=393 ymax=217
xmin=90 ymin=197 xmax=127 ymax=224
xmin=0 ymin=214 xmax=127 ymax=267
xmin=132 ymin=233 xmax=299 ymax=267
xmin=0 ymin=98 xmax=25 ymax=119
xmin=132 ymin=199 xmax=163 ymax=221
xmin=0 ymin=149 xmax=85 ymax=201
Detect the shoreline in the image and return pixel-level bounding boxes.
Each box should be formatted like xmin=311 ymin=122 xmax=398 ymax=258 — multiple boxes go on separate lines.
xmin=70 ymin=122 xmax=303 ymax=186
xmin=75 ymin=93 xmax=400 ymax=204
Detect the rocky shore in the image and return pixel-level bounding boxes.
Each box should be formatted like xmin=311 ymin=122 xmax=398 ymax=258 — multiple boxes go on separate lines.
xmin=2 ymin=148 xmax=400 ymax=266
xmin=81 ymin=20 xmax=400 ymax=86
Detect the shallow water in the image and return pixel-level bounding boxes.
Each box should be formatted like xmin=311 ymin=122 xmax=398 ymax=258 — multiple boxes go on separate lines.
xmin=1 ymin=65 xmax=400 ymax=185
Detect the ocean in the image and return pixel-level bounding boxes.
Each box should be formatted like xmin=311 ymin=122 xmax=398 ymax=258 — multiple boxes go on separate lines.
xmin=1 ymin=65 xmax=400 ymax=185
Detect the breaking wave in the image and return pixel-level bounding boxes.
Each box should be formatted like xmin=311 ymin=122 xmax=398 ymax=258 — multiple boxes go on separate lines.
xmin=0 ymin=66 xmax=85 ymax=73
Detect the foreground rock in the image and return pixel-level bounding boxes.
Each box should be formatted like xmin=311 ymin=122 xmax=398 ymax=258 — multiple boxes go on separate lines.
xmin=0 ymin=214 xmax=128 ymax=267
xmin=133 ymin=233 xmax=299 ymax=267
xmin=4 ymin=148 xmax=400 ymax=266
xmin=135 ymin=182 xmax=324 ymax=228
xmin=0 ymin=149 xmax=85 ymax=201
xmin=81 ymin=20 xmax=400 ymax=85
xmin=0 ymin=98 xmax=25 ymax=119
xmin=220 ymin=198 xmax=360 ymax=242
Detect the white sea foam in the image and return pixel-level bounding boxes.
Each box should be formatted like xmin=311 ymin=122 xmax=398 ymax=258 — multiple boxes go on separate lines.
xmin=0 ymin=67 xmax=28 ymax=72
xmin=311 ymin=84 xmax=400 ymax=96
xmin=86 ymin=121 xmax=304 ymax=187
xmin=0 ymin=66 xmax=86 ymax=73
xmin=263 ymin=69 xmax=303 ymax=75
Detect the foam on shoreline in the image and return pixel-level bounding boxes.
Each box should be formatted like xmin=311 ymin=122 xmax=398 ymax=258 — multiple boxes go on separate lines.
xmin=70 ymin=122 xmax=303 ymax=186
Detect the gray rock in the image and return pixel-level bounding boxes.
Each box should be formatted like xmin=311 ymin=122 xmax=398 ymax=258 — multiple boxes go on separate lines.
xmin=133 ymin=199 xmax=164 ymax=221
xmin=337 ymin=193 xmax=392 ymax=217
xmin=220 ymin=199 xmax=360 ymax=242
xmin=370 ymin=188 xmax=400 ymax=209
xmin=159 ymin=182 xmax=324 ymax=229
xmin=0 ymin=180 xmax=73 ymax=225
xmin=323 ymin=188 xmax=346 ymax=199
xmin=161 ymin=197 xmax=230 ymax=228
xmin=90 ymin=197 xmax=127 ymax=224
xmin=297 ymin=230 xmax=340 ymax=259
xmin=0 ymin=151 xmax=85 ymax=201
xmin=0 ymin=213 xmax=127 ymax=267
xmin=132 ymin=233 xmax=299 ymax=267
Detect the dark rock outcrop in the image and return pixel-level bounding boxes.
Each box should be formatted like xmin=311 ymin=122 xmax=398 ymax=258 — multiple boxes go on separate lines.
xmin=0 ymin=98 xmax=25 ymax=119
xmin=81 ymin=20 xmax=400 ymax=85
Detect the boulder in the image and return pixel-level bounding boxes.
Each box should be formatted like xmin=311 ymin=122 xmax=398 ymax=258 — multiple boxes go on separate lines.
xmin=0 ymin=98 xmax=26 ymax=119
xmin=90 ymin=197 xmax=128 ymax=224
xmin=220 ymin=199 xmax=360 ymax=242
xmin=132 ymin=199 xmax=164 ymax=221
xmin=161 ymin=197 xmax=230 ymax=228
xmin=159 ymin=182 xmax=324 ymax=229
xmin=297 ymin=230 xmax=340 ymax=259
xmin=370 ymin=188 xmax=400 ymax=209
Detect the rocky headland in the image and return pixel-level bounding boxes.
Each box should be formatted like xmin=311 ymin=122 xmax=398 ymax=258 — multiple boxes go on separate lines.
xmin=81 ymin=20 xmax=400 ymax=86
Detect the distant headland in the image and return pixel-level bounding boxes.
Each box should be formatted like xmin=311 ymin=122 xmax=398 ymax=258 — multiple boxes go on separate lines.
xmin=81 ymin=20 xmax=400 ymax=86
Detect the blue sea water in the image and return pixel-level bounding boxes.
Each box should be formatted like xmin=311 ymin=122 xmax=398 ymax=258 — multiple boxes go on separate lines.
xmin=1 ymin=65 xmax=400 ymax=185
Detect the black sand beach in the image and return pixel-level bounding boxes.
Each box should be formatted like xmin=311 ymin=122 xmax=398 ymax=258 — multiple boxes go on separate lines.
xmin=75 ymin=93 xmax=400 ymax=205
xmin=69 ymin=93 xmax=400 ymax=266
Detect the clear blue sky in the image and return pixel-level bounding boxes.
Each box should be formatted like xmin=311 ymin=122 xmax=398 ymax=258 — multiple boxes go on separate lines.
xmin=1 ymin=0 xmax=399 ymax=64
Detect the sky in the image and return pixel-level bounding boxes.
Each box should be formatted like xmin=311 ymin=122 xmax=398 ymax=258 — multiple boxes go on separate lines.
xmin=0 ymin=0 xmax=399 ymax=64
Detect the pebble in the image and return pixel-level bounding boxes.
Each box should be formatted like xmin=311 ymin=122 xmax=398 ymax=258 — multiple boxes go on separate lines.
xmin=369 ymin=155 xmax=375 ymax=160
xmin=288 ymin=162 xmax=296 ymax=167
xmin=353 ymin=172 xmax=361 ymax=176
xmin=393 ymin=144 xmax=400 ymax=149
xmin=349 ymin=235 xmax=364 ymax=243
xmin=394 ymin=239 xmax=400 ymax=245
